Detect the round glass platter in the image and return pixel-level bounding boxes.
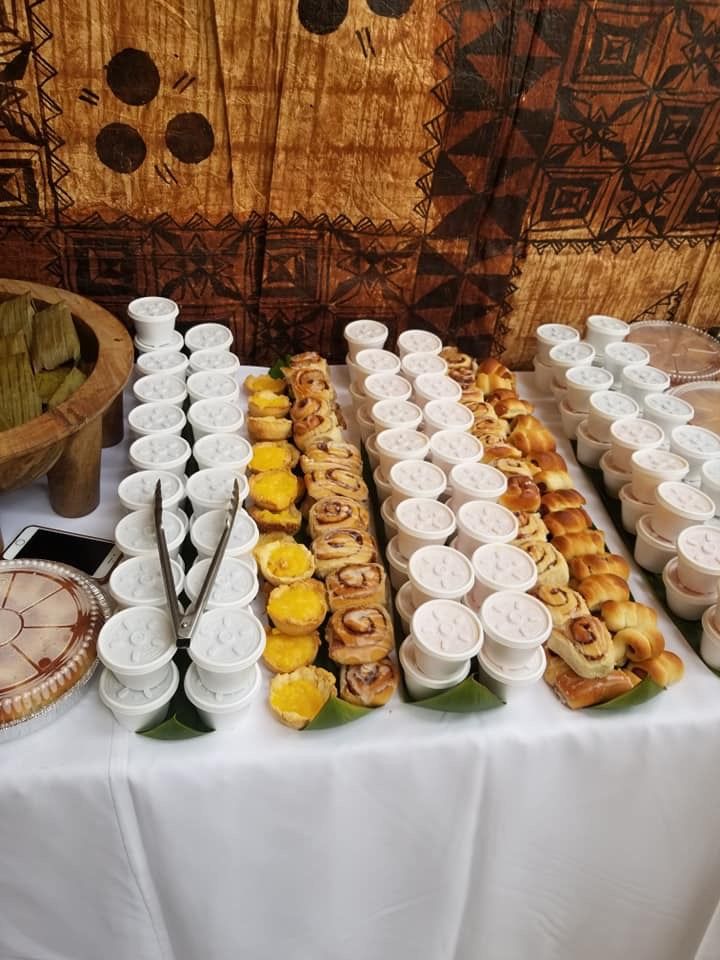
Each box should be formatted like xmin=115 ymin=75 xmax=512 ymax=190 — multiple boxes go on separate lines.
xmin=671 ymin=381 xmax=720 ymax=436
xmin=627 ymin=321 xmax=720 ymax=385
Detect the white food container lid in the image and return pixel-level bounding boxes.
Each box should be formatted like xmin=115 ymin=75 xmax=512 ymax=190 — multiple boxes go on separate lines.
xmin=656 ymin=481 xmax=715 ymax=520
xmin=424 ymin=399 xmax=475 ymax=431
xmin=136 ymin=351 xmax=188 ymax=376
xmin=430 ymin=430 xmax=483 ymax=464
xmin=188 ymin=349 xmax=241 ymax=374
xmin=471 ymin=542 xmax=537 ymax=592
xmin=565 ymin=365 xmax=613 ymax=391
xmin=605 ymin=341 xmax=650 ymax=367
xmin=134 ymin=329 xmax=184 ymax=353
xmin=128 ymin=296 xmax=178 ymax=322
xmin=186 ymin=468 xmax=249 ymax=510
xmin=631 ymin=448 xmax=689 ymax=478
xmin=190 ymin=608 xmax=265 ymax=672
xmin=589 ymin=391 xmax=640 ymax=421
xmin=364 ymin=373 xmax=412 ymax=402
xmin=610 ymin=417 xmax=664 ymax=450
xmin=371 ymin=398 xmax=423 ymax=428
xmin=401 ymin=352 xmax=449 ymax=379
xmin=671 ymin=425 xmax=720 ymax=458
xmin=128 ymin=402 xmax=186 ymax=436
xmin=414 ymin=372 xmax=463 ymax=402
xmin=185 ymin=661 xmax=261 ymax=712
xmin=98 ymin=606 xmax=175 ymax=673
xmin=355 ymin=347 xmax=401 ymax=375
xmin=99 ymin=661 xmax=179 ymax=717
xmin=395 ymin=498 xmax=456 ymax=537
xmin=389 ymin=459 xmax=446 ymax=497
xmin=450 ymin=461 xmax=507 ymax=499
xmin=408 ymin=545 xmax=474 ymax=599
xmin=537 ymin=323 xmax=579 ymax=345
xmin=186 ymin=371 xmax=238 ymax=401
xmin=188 ymin=398 xmax=244 ymax=431
xmin=185 ymin=557 xmax=258 ymax=608
xmin=480 ymin=590 xmax=552 ymax=647
xmin=457 ymin=500 xmax=518 ymax=543
xmin=129 ymin=434 xmax=191 ymax=471
xmin=411 ymin=598 xmax=483 ymax=661
xmin=677 ymin=525 xmax=720 ymax=577
xmin=548 ymin=341 xmax=595 ymax=368
xmin=191 ymin=508 xmax=259 ymax=557
xmin=184 ymin=323 xmax=233 ymax=352
xmin=622 ymin=364 xmax=670 ymax=391
xmin=644 ymin=392 xmax=694 ymax=421
xmin=376 ymin=428 xmax=430 ymax=458
xmin=118 ymin=469 xmax=185 ymax=512
xmin=109 ymin=555 xmax=183 ymax=607
xmin=133 ymin=373 xmax=187 ymax=405
xmin=478 ymin=644 xmax=546 ymax=686
xmin=115 ymin=507 xmax=185 ymax=557
xmin=397 ymin=329 xmax=443 ymax=356
xmin=193 ymin=433 xmax=252 ymax=470
xmin=344 ymin=319 xmax=388 ymax=344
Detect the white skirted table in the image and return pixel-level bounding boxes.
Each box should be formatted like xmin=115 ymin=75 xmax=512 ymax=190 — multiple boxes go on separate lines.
xmin=2 ymin=370 xmax=720 ymax=960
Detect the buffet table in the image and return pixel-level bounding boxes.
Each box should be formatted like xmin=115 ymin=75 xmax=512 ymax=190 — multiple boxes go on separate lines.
xmin=3 ymin=370 xmax=720 ymax=960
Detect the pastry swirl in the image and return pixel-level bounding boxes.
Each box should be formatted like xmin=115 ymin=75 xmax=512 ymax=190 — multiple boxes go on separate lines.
xmin=327 ymin=605 xmax=394 ymax=664
xmin=518 ymin=540 xmax=569 ymax=587
xmin=286 ymin=366 xmax=334 ymax=401
xmin=292 ymin=415 xmax=342 ymax=451
xmin=312 ymin=528 xmax=377 ymax=578
xmin=291 ymin=395 xmax=332 ymax=422
xmin=440 ymin=346 xmax=475 ymax=373
xmin=532 ymin=585 xmax=590 ymax=628
xmin=548 ymin=615 xmax=614 ymax=678
xmin=305 ymin=468 xmax=369 ymax=504
xmin=514 ymin=511 xmax=549 ymax=542
xmin=308 ymin=496 xmax=370 ymax=538
xmin=300 ymin=440 xmax=362 ymax=475
xmin=489 ymin=457 xmax=536 ymax=478
xmin=326 ymin=563 xmax=387 ymax=611
xmin=340 ymin=658 xmax=399 ymax=706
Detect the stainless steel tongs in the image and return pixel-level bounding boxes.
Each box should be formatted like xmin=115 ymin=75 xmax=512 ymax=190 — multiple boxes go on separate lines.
xmin=154 ymin=478 xmax=240 ymax=647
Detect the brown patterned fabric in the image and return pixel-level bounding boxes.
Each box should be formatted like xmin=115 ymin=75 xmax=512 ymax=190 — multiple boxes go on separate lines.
xmin=0 ymin=0 xmax=719 ymax=365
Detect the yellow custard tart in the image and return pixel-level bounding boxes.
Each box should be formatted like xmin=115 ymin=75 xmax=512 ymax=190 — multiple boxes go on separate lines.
xmin=249 ymin=504 xmax=302 ymax=535
xmin=249 ymin=469 xmax=303 ymax=511
xmin=249 ymin=441 xmax=299 ymax=473
xmin=262 ymin=627 xmax=320 ymax=673
xmin=256 ymin=540 xmax=315 ymax=585
xmin=244 ymin=372 xmax=286 ymax=394
xmin=267 ymin=579 xmax=327 ymax=635
xmin=269 ymin=666 xmax=336 ymax=729
xmin=248 ymin=390 xmax=291 ymax=419
xmin=247 ymin=416 xmax=292 ymax=442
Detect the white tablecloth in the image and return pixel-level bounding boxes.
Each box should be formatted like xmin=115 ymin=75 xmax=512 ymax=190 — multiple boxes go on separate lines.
xmin=2 ymin=371 xmax=720 ymax=960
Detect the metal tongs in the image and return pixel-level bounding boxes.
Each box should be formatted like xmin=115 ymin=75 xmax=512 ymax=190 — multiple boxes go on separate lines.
xmin=153 ymin=478 xmax=240 ymax=647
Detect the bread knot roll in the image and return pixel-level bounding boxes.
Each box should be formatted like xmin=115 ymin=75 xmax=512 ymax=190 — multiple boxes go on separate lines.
xmin=613 ymin=626 xmax=665 ymax=662
xmin=548 ymin=615 xmax=614 ymax=678
xmin=493 ymin=397 xmax=534 ymax=420
xmin=517 ymin=540 xmax=569 ymax=587
xmin=534 ymin=469 xmax=573 ymax=493
xmin=312 ymin=528 xmax=377 ymax=578
xmin=532 ymin=585 xmax=590 ymax=627
xmin=544 ymin=508 xmax=593 ymax=538
xmin=576 ymin=573 xmax=630 ymax=611
xmin=327 ymin=606 xmax=394 ymax=664
xmin=308 ymin=496 xmax=370 ymax=538
xmin=600 ymin=600 xmax=657 ymax=634
xmin=527 ymin=452 xmax=567 ymax=472
xmin=509 ymin=415 xmax=557 ymax=454
xmin=482 ymin=443 xmax=523 ymax=463
xmin=630 ymin=651 xmax=684 ymax=686
xmin=540 ymin=489 xmax=587 ymax=514
xmin=339 ymin=658 xmax=399 ymax=706
xmin=499 ymin=475 xmax=542 ymax=513
xmin=552 ymin=530 xmax=606 ymax=560
xmin=568 ymin=553 xmax=630 ymax=583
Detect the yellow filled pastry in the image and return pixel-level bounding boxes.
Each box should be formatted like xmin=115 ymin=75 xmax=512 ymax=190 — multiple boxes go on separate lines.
xmin=247 ymin=416 xmax=293 ymax=442
xmin=253 ymin=532 xmax=295 ymax=561
xmin=244 ymin=373 xmax=286 ymax=394
xmin=262 ymin=627 xmax=320 ymax=673
xmin=268 ymin=666 xmax=336 ymax=729
xmin=267 ymin=579 xmax=328 ymax=635
xmin=249 ymin=441 xmax=300 ymax=473
xmin=248 ymin=390 xmax=291 ymax=419
xmin=256 ymin=539 xmax=315 ymax=585
xmin=249 ymin=469 xmax=303 ymax=511
xmin=249 ymin=504 xmax=302 ymax=535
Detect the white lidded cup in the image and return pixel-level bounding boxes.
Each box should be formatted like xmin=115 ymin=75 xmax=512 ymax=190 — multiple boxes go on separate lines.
xmin=395 ymin=582 xmax=417 ymax=634
xmin=191 ymin=507 xmax=259 ymax=560
xmin=584 ymin=314 xmax=629 ymax=357
xmin=349 ymin=382 xmax=367 ymax=411
xmin=621 ymin=364 xmax=670 ymax=404
xmin=600 ymin=449 xmax=632 ymax=498
xmin=380 ymin=497 xmax=398 ymax=541
xmin=399 ymin=636 xmax=470 ymax=700
xmin=357 ymin=404 xmax=376 ymax=443
xmin=478 ymin=644 xmax=546 ymax=701
xmin=133 ymin=373 xmax=187 ymax=407
xmin=701 ymin=459 xmax=720 ymax=517
xmin=118 ymin=469 xmax=185 ymax=514
xmin=129 ymin=434 xmax=192 ymax=477
xmin=187 ymin=398 xmax=244 ymax=442
xmin=423 ymin=399 xmax=474 ymax=437
xmin=548 ymin=341 xmax=596 ymax=382
xmin=184 ymin=662 xmax=261 ymax=731
xmin=193 ymin=433 xmax=252 ymax=474
xmin=99 ymin=662 xmax=179 ymax=732
xmin=401 ymin=351 xmax=449 ymax=383
xmin=365 ymin=432 xmax=380 ymax=471
xmin=671 ymin=425 xmax=720 ymax=483
xmin=576 ymin=420 xmax=610 ymax=469
xmin=631 ymin=448 xmax=689 ymax=504
xmin=188 ymin=348 xmax=241 ymax=376
xmin=587 ymin=390 xmax=640 ymax=443
xmin=370 ymin=398 xmax=423 ymax=432
xmin=136 ymin=350 xmax=189 ymax=381
xmin=604 ymin=341 xmax=650 ymax=383
xmin=364 ymin=372 xmax=413 ymax=403
xmin=410 ymin=598 xmax=483 ymax=681
xmin=128 ymin=401 xmax=186 ymax=439
xmin=344 ymin=319 xmax=389 ymax=361
xmin=551 ymin=379 xmax=567 ymax=403
xmin=346 ymin=353 xmax=364 ymax=389
xmin=354 ymin=348 xmax=401 ymax=389
xmin=375 ymin=428 xmax=430 ymax=480
xmin=134 ymin=329 xmax=184 ymax=355
xmin=389 ymin=458 xmax=446 ymax=510
xmin=619 ymin=482 xmax=651 ymax=535
xmin=643 ymin=392 xmax=694 ymax=439
xmin=468 ymin=542 xmax=537 ymax=608
xmin=430 ymin=430 xmax=483 ymax=476
xmin=114 ymin=507 xmax=186 ymax=560
xmin=395 ymin=497 xmax=456 ymax=558
xmin=652 ymin=481 xmax=715 ymax=543
xmin=128 ymin=296 xmax=179 ymax=348
xmin=676 ymin=525 xmax=720 ymax=594
xmin=386 ymin=535 xmax=410 ymax=588
xmin=186 ymin=371 xmax=239 ymax=405
xmin=189 ymin=607 xmax=265 ymax=694
xmin=109 ymin=554 xmax=183 ymax=608
xmin=185 ymin=557 xmax=259 ymax=610
xmin=536 ymin=323 xmax=580 ymax=363
xmin=609 ymin=417 xmax=664 ymax=472
xmin=455 ymin=500 xmax=518 ymax=557
xmin=634 ymin=514 xmax=676 ymax=574
xmin=564 ymin=365 xmax=613 ymax=413
xmin=373 ymin=464 xmax=392 ymax=502
xmin=533 ymin=355 xmax=554 ymax=392
xmin=397 ymin=329 xmax=443 ymax=359
xmin=663 ymin=556 xmax=716 ymax=621
xmin=184 ymin=322 xmax=233 ymax=353
xmin=414 ymin=372 xmax=462 ymax=408
xmin=701 ymin=607 xmax=720 ymax=669
xmin=186 ymin=467 xmax=249 ymax=516
xmin=479 ymin=589 xmax=552 ymax=668
xmin=408 ymin=545 xmax=474 ymax=607
xmin=97 ymin=606 xmax=176 ymax=690
xmin=559 ymin=398 xmax=586 ymax=439
xmin=449 ymin=461 xmax=507 ymax=508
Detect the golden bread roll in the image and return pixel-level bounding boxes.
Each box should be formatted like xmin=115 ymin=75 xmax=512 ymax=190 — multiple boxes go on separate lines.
xmin=534 ymin=468 xmax=573 ymax=493
xmin=508 ymin=416 xmax=557 ymax=454
xmin=544 ymin=651 xmax=640 ymax=709
xmin=326 ymin=606 xmax=394 ymax=664
xmin=540 ymin=489 xmax=587 ymax=514
xmin=517 ymin=540 xmax=570 ymax=587
xmin=476 ymin=357 xmax=515 ymax=385
xmin=339 ymin=658 xmax=399 ymax=706
xmin=568 ymin=553 xmax=630 ymax=583
xmin=613 ymin=626 xmax=665 ymax=662
xmin=552 ymin=530 xmax=606 ymax=560
xmin=544 ymin=508 xmax=593 ymax=538
xmin=484 ymin=388 xmax=518 ymax=404
xmin=493 ymin=397 xmax=534 ymax=420
xmin=325 ymin=563 xmax=387 ymax=612
xmin=308 ymin=497 xmax=370 ymax=538
xmin=630 ymin=651 xmax=684 ymax=686
xmin=600 ymin=600 xmax=657 ymax=634
xmin=476 ymin=372 xmax=515 ymax=395
xmin=532 ymin=585 xmax=590 ymax=627
xmin=576 ymin=573 xmax=630 ymax=611
xmin=499 ymin=476 xmax=542 ymax=513
xmin=547 ymin=615 xmax=615 ymax=678
xmin=526 ymin=451 xmax=567 ymax=472
xmin=312 ymin=528 xmax=377 ymax=578
xmin=513 ymin=511 xmax=549 ymax=542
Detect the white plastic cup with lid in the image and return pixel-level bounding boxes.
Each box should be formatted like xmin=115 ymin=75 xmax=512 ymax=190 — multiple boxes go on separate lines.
xmin=186 ymin=468 xmax=249 ymax=516
xmin=701 ymin=607 xmax=720 ymax=669
xmin=349 ymin=382 xmax=367 ymax=411
xmin=533 ymin=355 xmax=554 ymax=392
xmin=701 ymin=459 xmax=720 ymax=517
xmin=609 ymin=417 xmax=665 ymax=472
xmin=357 ymin=404 xmax=377 ymax=443
xmin=600 ymin=450 xmax=632 ymax=498
xmin=380 ymin=497 xmax=398 ymax=541
xmin=423 ymin=399 xmax=474 ymax=437
xmin=430 ymin=430 xmax=483 ymax=476
xmin=186 ymin=371 xmax=240 ymax=405
xmin=386 ymin=535 xmax=410 ymax=589
xmin=343 ymin=319 xmax=389 ymax=361
xmin=584 ymin=314 xmax=629 ymax=357
xmin=397 ymin=329 xmax=443 ymax=359
xmin=479 ymin=589 xmax=552 ymax=667
xmin=661 ymin=556 xmax=715 ymax=621
xmin=184 ymin=662 xmax=261 ymax=730
xmin=643 ymin=392 xmax=694 ymax=439
xmin=184 ymin=322 xmax=233 ymax=353
xmin=114 ymin=507 xmax=186 ymax=560
xmin=619 ymin=483 xmax=652 ymax=534
xmin=536 ymin=323 xmax=580 ymax=363
xmin=188 ymin=349 xmax=241 ymax=376
xmin=399 ymin=636 xmax=470 ymax=700
xmin=455 ymin=500 xmax=518 ymax=556
xmin=371 ymin=398 xmax=423 ymax=432
xmin=604 ymin=341 xmax=650 ymax=383
xmin=97 ymin=606 xmax=177 ymax=690
xmin=389 ymin=459 xmax=446 ymax=510
xmin=127 ymin=296 xmax=178 ymax=348
xmin=134 ymin=329 xmax=184 ymax=355
xmin=187 ymin=398 xmax=245 ymax=442
xmin=191 ymin=507 xmax=259 ymax=559
xmin=559 ymin=398 xmax=586 ymax=439
xmin=372 ymin=464 xmax=392 ymax=502
xmin=133 ymin=373 xmax=187 ymax=407
xmin=468 ymin=542 xmax=537 ymax=608
xmin=410 ymin=598 xmax=483 ymax=680
xmin=375 ymin=428 xmax=430 ymax=480
xmin=634 ymin=514 xmax=676 ymax=573
xmin=652 ymin=481 xmax=715 ymax=543
xmin=189 ymin=607 xmax=265 ymax=693
xmin=477 ymin=644 xmax=546 ymax=700
xmin=193 ymin=433 xmax=252 ymax=474
xmin=136 ymin=350 xmax=189 ymax=381
xmin=185 ymin=557 xmax=259 ymax=610
xmin=621 ymin=364 xmax=670 ymax=404
xmin=676 ymin=525 xmax=720 ymax=594
xmin=345 ymin=353 xmax=364 ymax=389
xmin=395 ymin=581 xmax=417 ymax=635
xmin=354 ymin=348 xmax=401 ymax=388
xmin=449 ymin=461 xmax=507 ymax=509
xmin=128 ymin=401 xmax=186 ymax=440
xmin=576 ymin=420 xmax=610 ymax=469
xmin=413 ymin=372 xmax=462 ymax=408
xmin=548 ymin=340 xmax=596 ymax=380
xmin=99 ymin=662 xmax=179 ymax=732
xmin=401 ymin=351 xmax=449 ymax=383
xmin=630 ymin=448 xmax=689 ymax=504
xmin=129 ymin=434 xmax=192 ymax=477
xmin=109 ymin=554 xmax=184 ymax=608
xmin=363 ymin=372 xmax=412 ymax=403
xmin=586 ymin=390 xmax=640 ymax=443
xmin=118 ymin=469 xmax=185 ymax=514
xmin=670 ymin=425 xmax=720 ymax=482
xmin=394 ymin=498 xmax=456 ymax=558
xmin=365 ymin=432 xmax=380 ymax=471
xmin=564 ymin=365 xmax=614 ymax=413
xmin=408 ymin=545 xmax=474 ymax=607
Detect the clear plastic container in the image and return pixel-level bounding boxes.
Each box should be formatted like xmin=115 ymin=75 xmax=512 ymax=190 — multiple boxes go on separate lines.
xmin=627 ymin=321 xmax=720 ymax=385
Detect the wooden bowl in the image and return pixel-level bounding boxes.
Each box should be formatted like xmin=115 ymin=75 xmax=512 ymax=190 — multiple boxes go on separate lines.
xmin=0 ymin=279 xmax=133 ymax=517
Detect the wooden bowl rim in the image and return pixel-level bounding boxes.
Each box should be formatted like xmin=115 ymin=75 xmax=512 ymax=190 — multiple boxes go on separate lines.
xmin=0 ymin=279 xmax=133 ymax=462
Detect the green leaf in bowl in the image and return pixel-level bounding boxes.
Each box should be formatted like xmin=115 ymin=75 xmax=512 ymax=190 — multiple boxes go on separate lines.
xmin=306 ymin=696 xmax=372 ymax=730
xmin=589 ymin=676 xmax=664 ymax=711
xmin=411 ymin=675 xmax=505 ymax=713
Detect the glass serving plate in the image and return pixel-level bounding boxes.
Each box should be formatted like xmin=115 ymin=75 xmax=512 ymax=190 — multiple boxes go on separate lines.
xmin=627 ymin=321 xmax=720 ymax=385
xmin=671 ymin=381 xmax=720 ymax=436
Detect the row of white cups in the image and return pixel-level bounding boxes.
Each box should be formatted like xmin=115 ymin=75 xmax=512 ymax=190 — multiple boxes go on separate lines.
xmin=343 ymin=320 xmax=552 ymax=701
xmin=535 ymin=319 xmax=720 ymax=671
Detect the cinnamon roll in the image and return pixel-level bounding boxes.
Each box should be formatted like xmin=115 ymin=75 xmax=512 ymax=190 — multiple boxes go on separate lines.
xmin=547 ymin=615 xmax=615 ymax=679
xmin=532 ymin=585 xmax=590 ymax=628
xmin=517 ymin=540 xmax=570 ymax=587
xmin=490 ymin=457 xmax=537 ymax=479
xmin=440 ymin=346 xmax=475 ymax=373
xmin=292 ymin=414 xmax=342 ymax=451
xmin=281 ymin=352 xmax=329 ymax=376
xmin=482 ymin=443 xmax=523 ymax=463
xmin=340 ymin=658 xmax=399 ymax=706
xmin=291 ymin=395 xmax=332 ymax=422
xmin=326 ymin=563 xmax=387 ymax=612
xmin=308 ymin=497 xmax=370 ymax=538
xmin=312 ymin=528 xmax=377 ymax=578
xmin=300 ymin=440 xmax=363 ymax=476
xmin=472 ymin=415 xmax=509 ymax=438
xmin=463 ymin=399 xmax=497 ymax=421
xmin=326 ymin=605 xmax=394 ymax=664
xmin=448 ymin=367 xmax=477 ymax=389
xmin=513 ymin=511 xmax=549 ymax=543
xmin=305 ymin=468 xmax=369 ymax=504
xmin=286 ymin=366 xmax=334 ymax=402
